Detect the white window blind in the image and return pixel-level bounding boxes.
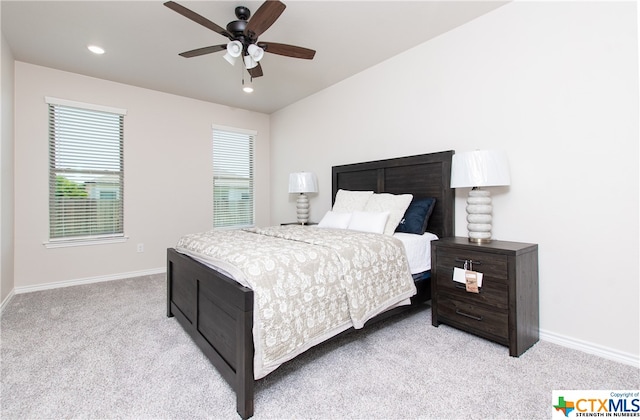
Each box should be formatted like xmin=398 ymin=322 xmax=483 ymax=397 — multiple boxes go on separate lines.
xmin=47 ymin=98 xmax=125 ymax=242
xmin=212 ymin=127 xmax=255 ymax=229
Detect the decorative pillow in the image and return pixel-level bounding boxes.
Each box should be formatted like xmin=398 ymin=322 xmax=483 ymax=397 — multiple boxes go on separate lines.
xmin=363 ymin=193 xmax=413 ymax=236
xmin=396 ymin=197 xmax=437 ymax=235
xmin=332 ymin=189 xmax=374 ymax=213
xmin=347 ymin=211 xmax=389 ymax=234
xmin=318 ymin=211 xmax=352 ymax=229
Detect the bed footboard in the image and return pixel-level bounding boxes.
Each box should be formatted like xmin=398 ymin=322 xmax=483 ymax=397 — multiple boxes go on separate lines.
xmin=167 ymin=248 xmax=255 ymax=419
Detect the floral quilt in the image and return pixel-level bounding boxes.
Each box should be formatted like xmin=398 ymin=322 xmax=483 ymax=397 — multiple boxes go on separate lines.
xmin=176 ymin=225 xmax=416 ymax=379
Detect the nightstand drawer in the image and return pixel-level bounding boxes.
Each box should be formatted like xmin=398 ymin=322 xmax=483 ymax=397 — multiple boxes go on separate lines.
xmin=434 ymin=271 xmax=508 ymax=310
xmin=435 ymin=249 xmax=508 ymax=284
xmin=437 ymin=294 xmax=509 ymax=344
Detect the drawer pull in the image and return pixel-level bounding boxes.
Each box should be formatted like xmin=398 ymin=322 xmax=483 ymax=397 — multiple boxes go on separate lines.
xmin=454 ymin=258 xmax=483 ymax=271
xmin=455 ymin=309 xmax=483 ymax=321
xmin=454 ymin=258 xmax=483 ymax=265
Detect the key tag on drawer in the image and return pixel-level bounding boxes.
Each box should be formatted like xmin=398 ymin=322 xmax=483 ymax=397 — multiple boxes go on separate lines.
xmin=452 ymin=261 xmax=483 ymax=293
xmin=465 ymin=270 xmax=480 ymax=293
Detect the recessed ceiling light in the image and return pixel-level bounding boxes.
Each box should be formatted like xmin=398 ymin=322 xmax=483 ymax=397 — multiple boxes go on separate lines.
xmin=87 ymin=45 xmax=105 ymax=55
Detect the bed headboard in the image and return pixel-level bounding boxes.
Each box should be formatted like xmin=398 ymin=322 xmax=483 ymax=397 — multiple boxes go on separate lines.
xmin=331 ymin=150 xmax=455 ymax=239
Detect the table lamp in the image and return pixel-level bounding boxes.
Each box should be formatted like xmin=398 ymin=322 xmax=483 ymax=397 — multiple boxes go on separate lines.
xmin=288 ymin=172 xmax=318 ymax=224
xmin=450 ymin=150 xmax=511 ymax=243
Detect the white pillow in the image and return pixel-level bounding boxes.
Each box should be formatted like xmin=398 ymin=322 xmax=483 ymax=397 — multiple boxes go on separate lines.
xmin=318 ymin=211 xmax=352 ymax=229
xmin=363 ymin=193 xmax=413 ymax=236
xmin=332 ymin=189 xmax=374 ymax=213
xmin=347 ymin=211 xmax=389 ymax=234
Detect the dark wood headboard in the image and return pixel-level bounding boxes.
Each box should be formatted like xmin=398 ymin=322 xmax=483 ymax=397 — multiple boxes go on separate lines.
xmin=331 ymin=150 xmax=455 ymax=239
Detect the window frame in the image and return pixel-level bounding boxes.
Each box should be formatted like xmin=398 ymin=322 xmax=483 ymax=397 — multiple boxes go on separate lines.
xmin=44 ymin=97 xmax=127 ymax=248
xmin=212 ymin=124 xmax=256 ymax=230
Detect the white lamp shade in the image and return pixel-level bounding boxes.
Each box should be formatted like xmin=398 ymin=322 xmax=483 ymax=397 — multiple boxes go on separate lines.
xmin=451 ymin=150 xmax=511 ymax=188
xmin=247 ymin=44 xmax=264 ymax=62
xmin=288 ymin=172 xmax=318 ymax=193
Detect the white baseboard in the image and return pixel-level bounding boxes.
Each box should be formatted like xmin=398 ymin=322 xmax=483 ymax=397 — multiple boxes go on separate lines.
xmin=0 ymin=268 xmax=166 ymax=316
xmin=0 ymin=288 xmax=16 ymax=314
xmin=541 ymin=329 xmax=639 ymax=369
xmin=13 ymin=267 xmax=166 ymax=295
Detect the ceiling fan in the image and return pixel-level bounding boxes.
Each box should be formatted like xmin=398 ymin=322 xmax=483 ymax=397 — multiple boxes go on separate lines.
xmin=164 ymin=0 xmax=316 ymax=79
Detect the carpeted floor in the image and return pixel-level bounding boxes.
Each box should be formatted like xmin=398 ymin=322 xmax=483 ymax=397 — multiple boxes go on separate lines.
xmin=1 ymin=274 xmax=638 ymax=419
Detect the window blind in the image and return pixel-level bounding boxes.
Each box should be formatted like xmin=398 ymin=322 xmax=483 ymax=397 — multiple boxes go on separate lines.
xmin=47 ymin=100 xmax=125 ymax=241
xmin=212 ymin=127 xmax=255 ymax=229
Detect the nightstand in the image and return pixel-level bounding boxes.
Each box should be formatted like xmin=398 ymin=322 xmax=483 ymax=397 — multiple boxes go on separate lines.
xmin=431 ymin=237 xmax=539 ymax=357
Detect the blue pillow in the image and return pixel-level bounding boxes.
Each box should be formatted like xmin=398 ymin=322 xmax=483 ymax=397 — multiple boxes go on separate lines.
xmin=395 ymin=197 xmax=436 ymax=235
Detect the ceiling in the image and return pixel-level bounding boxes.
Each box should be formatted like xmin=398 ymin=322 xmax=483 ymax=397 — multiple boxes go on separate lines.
xmin=1 ymin=1 xmax=508 ymax=114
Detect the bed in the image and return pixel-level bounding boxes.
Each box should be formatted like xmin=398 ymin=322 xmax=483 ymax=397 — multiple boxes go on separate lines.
xmin=166 ymin=150 xmax=455 ymax=419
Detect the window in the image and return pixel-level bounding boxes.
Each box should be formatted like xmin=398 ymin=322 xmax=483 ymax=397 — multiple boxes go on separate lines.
xmin=212 ymin=126 xmax=255 ymax=229
xmin=46 ymin=97 xmax=126 ymax=243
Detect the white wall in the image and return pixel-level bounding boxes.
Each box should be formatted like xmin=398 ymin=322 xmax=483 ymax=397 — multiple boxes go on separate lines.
xmin=13 ymin=62 xmax=270 ymax=289
xmin=1 ymin=34 xmax=16 ymax=304
xmin=270 ymin=2 xmax=639 ymax=361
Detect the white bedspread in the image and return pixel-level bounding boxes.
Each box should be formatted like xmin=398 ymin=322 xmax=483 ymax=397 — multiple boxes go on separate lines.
xmin=176 ymin=225 xmax=416 ymax=379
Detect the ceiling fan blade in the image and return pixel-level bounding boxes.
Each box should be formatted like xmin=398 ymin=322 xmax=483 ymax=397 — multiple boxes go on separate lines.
xmin=248 ymin=63 xmax=264 ymax=78
xmin=164 ymin=1 xmax=232 ymax=39
xmin=259 ymin=42 xmax=316 ymax=60
xmin=244 ymin=0 xmax=286 ymax=39
xmin=179 ymin=44 xmax=226 ymax=58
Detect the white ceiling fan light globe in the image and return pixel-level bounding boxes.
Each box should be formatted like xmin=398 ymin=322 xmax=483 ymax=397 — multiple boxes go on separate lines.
xmin=247 ymin=44 xmax=264 ymax=62
xmin=223 ymin=54 xmax=236 ymax=65
xmin=223 ymin=40 xmax=243 ymax=65
xmin=227 ymin=41 xmax=243 ymax=57
xmin=244 ymin=54 xmax=258 ymax=69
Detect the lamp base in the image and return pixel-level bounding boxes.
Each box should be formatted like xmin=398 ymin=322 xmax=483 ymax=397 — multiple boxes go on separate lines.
xmin=469 ymin=237 xmax=493 ymax=244
xmin=296 ymin=193 xmax=310 ymax=225
xmin=466 ymin=189 xmax=493 ymax=243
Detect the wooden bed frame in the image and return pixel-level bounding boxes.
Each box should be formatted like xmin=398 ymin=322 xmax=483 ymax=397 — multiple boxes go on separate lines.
xmin=167 ymin=150 xmax=455 ymax=419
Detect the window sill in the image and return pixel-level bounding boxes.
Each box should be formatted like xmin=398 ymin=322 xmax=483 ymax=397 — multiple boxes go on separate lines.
xmin=43 ymin=236 xmax=129 ymax=249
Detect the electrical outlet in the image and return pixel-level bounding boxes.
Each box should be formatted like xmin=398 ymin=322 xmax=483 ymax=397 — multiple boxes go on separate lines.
xmin=136 ymin=243 xmax=144 ymax=253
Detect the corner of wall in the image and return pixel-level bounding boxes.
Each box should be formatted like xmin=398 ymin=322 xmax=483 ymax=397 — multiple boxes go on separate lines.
xmin=1 ymin=33 xmax=16 ymax=304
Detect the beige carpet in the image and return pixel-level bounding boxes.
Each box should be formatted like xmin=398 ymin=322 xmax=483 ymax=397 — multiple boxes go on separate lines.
xmin=1 ymin=274 xmax=638 ymax=419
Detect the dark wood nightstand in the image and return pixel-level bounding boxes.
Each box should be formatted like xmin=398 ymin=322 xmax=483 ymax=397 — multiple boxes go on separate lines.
xmin=431 ymin=237 xmax=539 ymax=357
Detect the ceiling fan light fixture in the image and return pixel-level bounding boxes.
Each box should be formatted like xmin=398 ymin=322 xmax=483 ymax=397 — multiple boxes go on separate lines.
xmin=224 ymin=54 xmax=237 ymax=66
xmin=244 ymin=54 xmax=258 ymax=69
xmin=166 ymin=1 xmax=317 ymax=79
xmin=223 ymin=40 xmax=243 ymax=65
xmin=247 ymin=44 xmax=264 ymax=62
